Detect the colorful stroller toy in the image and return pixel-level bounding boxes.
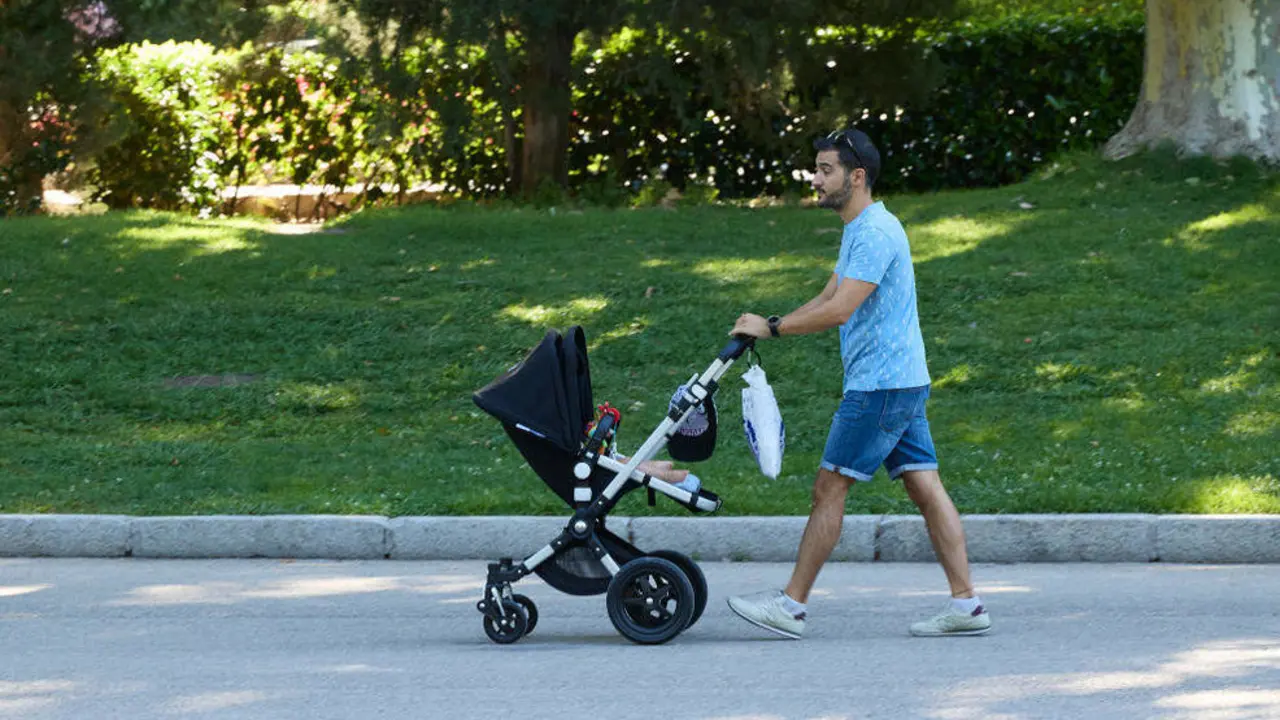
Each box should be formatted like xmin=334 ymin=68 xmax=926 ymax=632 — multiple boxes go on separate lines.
xmin=472 ymin=326 xmax=755 ymax=644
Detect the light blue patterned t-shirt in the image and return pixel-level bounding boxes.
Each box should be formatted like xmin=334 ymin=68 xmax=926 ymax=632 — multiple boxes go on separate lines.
xmin=834 ymin=201 xmax=931 ymax=392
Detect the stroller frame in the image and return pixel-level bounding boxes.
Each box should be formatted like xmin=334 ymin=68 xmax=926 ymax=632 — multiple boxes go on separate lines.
xmin=474 ymin=330 xmax=756 ymax=644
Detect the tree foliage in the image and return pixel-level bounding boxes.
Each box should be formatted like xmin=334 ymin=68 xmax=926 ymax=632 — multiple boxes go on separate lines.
xmin=0 ymin=0 xmax=272 ymax=215
xmin=342 ymin=0 xmax=960 ymax=196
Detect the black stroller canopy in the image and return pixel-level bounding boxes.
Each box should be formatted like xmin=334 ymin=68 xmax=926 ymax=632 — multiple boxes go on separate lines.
xmin=473 ymin=326 xmax=594 ymax=454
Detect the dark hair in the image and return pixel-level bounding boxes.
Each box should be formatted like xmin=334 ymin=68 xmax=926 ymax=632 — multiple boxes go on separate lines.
xmin=813 ymin=128 xmax=881 ymax=189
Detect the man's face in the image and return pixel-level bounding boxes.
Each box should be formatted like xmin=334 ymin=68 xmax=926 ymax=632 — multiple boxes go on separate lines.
xmin=812 ymin=149 xmax=855 ymax=210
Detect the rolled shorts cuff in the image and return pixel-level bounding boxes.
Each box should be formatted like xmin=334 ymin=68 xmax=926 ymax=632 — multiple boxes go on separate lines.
xmin=888 ymin=462 xmax=939 ymax=480
xmin=820 ymin=460 xmax=874 ymax=482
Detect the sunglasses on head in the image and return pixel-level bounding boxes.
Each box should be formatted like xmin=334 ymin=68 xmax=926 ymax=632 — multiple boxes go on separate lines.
xmin=826 ymin=129 xmax=865 ymax=170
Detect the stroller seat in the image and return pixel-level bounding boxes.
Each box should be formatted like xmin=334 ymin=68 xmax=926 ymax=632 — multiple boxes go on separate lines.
xmin=471 ymin=325 xmax=755 ymax=644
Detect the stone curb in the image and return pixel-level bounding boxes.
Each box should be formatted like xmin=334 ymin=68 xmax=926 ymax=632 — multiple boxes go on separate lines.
xmin=1 ymin=514 xmax=1277 ymax=563
xmin=129 ymin=516 xmax=389 ymax=559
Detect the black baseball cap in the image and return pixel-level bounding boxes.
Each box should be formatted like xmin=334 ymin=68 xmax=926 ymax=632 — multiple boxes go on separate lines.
xmin=815 ymin=128 xmax=881 ymax=188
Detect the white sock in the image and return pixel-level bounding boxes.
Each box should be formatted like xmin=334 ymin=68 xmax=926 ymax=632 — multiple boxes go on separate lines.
xmin=950 ymin=595 xmax=983 ymax=614
xmin=781 ymin=592 xmax=807 ymax=616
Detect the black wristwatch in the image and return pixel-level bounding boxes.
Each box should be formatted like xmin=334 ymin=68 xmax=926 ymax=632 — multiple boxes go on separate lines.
xmin=767 ymin=315 xmax=782 ymax=337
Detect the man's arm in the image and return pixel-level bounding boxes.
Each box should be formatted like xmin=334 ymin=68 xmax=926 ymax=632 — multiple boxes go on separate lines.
xmin=775 ymin=276 xmax=876 ymax=336
xmin=730 ymin=276 xmax=876 ymax=339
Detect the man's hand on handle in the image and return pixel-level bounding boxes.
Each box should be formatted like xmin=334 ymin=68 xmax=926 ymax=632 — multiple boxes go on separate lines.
xmin=731 ymin=313 xmax=771 ymax=339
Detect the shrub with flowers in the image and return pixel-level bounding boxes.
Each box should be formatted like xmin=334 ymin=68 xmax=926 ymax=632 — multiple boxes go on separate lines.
xmin=77 ymin=7 xmax=1144 ymax=211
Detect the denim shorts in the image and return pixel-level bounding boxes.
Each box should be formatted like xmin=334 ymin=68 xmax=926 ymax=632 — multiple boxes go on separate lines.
xmin=821 ymin=385 xmax=939 ymax=482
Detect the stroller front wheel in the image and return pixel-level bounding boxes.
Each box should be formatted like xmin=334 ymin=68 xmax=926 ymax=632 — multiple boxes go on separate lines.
xmin=511 ymin=593 xmax=539 ymax=634
xmin=483 ymin=600 xmax=529 ymax=644
xmin=606 ymin=557 xmax=696 ymax=645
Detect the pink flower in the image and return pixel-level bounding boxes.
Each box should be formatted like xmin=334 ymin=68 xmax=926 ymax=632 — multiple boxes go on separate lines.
xmin=66 ymin=1 xmax=120 ymax=42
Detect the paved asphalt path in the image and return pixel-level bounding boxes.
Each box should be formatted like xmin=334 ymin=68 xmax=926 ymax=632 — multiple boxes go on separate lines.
xmin=2 ymin=559 xmax=1279 ymax=719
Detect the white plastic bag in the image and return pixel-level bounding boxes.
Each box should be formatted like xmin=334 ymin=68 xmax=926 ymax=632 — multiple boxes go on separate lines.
xmin=741 ymin=364 xmax=785 ymax=479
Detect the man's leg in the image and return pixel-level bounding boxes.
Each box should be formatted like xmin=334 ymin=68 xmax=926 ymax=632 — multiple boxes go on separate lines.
xmin=900 ymin=469 xmax=973 ymax=597
xmin=727 ymin=389 xmax=876 ymax=639
xmin=900 ymin=468 xmax=991 ymax=636
xmin=725 ymin=467 xmax=852 ymax=639
xmin=785 ymin=468 xmax=854 ymax=603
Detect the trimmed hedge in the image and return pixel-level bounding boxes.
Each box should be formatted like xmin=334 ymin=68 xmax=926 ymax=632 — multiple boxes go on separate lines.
xmin=77 ymin=9 xmax=1144 ymax=210
xmin=85 ymin=40 xmax=507 ymax=213
xmin=88 ymin=41 xmax=386 ymax=213
xmin=852 ymin=12 xmax=1145 ymax=192
xmin=89 ymin=41 xmax=235 ymax=210
xmin=567 ymin=10 xmax=1144 ymax=197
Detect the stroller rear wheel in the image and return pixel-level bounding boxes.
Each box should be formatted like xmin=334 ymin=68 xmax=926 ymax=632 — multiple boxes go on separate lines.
xmin=647 ymin=550 xmax=707 ymax=629
xmin=606 ymin=557 xmax=695 ymax=645
xmin=483 ymin=600 xmax=529 ymax=644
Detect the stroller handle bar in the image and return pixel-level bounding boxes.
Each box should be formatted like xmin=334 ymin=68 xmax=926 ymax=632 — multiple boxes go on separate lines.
xmin=719 ymin=334 xmax=756 ymax=362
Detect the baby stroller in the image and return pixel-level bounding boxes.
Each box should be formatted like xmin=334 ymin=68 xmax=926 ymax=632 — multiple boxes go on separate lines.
xmin=472 ymin=326 xmax=755 ymax=645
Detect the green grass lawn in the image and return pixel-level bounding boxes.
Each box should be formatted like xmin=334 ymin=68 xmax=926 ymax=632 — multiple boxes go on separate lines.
xmin=956 ymin=0 xmax=1142 ymax=20
xmin=1 ymin=151 xmax=1277 ymax=516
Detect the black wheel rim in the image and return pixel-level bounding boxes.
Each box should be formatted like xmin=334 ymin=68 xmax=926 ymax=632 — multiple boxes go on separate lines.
xmin=606 ymin=557 xmax=694 ymax=644
xmin=483 ymin=601 xmax=527 ymax=644
xmin=620 ymin=570 xmax=680 ymax=627
xmin=511 ymin=594 xmax=538 ymax=634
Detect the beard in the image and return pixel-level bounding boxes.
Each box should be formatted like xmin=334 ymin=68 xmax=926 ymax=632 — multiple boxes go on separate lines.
xmin=816 ymin=173 xmax=853 ymax=210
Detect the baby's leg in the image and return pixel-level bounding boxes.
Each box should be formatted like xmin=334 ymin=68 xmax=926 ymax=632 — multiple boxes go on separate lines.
xmin=615 ymin=455 xmax=690 ymax=483
xmin=623 ymin=457 xmax=700 ymax=493
xmin=636 ymin=459 xmax=690 ymax=483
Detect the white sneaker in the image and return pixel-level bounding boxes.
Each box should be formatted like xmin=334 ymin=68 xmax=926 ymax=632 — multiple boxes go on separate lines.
xmin=727 ymin=590 xmax=805 ymax=639
xmin=910 ymin=603 xmax=992 ymax=637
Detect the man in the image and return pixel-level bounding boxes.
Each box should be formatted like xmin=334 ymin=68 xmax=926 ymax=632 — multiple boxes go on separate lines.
xmin=726 ymin=128 xmax=991 ymax=639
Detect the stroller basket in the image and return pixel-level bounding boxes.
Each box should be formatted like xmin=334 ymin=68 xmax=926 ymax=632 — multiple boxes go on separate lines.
xmin=471 ymin=326 xmax=755 ymax=644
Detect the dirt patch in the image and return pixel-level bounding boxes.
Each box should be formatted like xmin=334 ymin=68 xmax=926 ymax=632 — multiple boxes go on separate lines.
xmin=43 ymin=183 xmax=445 ymax=222
xmin=265 ymin=224 xmax=348 ymax=235
xmin=222 ymin=185 xmax=444 ymax=222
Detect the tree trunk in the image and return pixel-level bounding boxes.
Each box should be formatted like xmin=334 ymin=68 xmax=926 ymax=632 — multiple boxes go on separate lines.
xmin=519 ymin=20 xmax=578 ymax=197
xmin=0 ymin=101 xmax=15 ymax=172
xmin=1105 ymin=0 xmax=1280 ymax=163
